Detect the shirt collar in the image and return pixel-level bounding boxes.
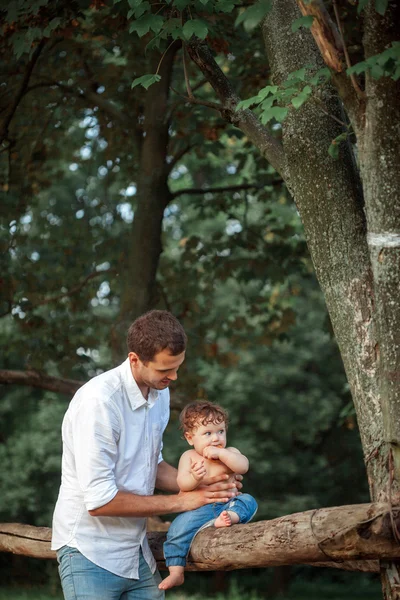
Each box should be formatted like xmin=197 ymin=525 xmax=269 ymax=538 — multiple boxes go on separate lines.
xmin=121 ymin=358 xmax=159 ymax=411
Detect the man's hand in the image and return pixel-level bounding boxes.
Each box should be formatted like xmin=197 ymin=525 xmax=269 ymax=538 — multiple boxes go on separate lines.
xmin=203 ymin=446 xmax=221 ymax=460
xmin=234 ymin=473 xmax=243 ymax=493
xmin=178 ymin=478 xmax=237 ymax=511
xmin=190 ymin=458 xmax=207 ymax=482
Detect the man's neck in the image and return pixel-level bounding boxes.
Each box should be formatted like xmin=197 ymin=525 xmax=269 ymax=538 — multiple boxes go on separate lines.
xmin=138 ymin=383 xmax=149 ymax=400
xmin=129 ymin=363 xmax=150 ymax=400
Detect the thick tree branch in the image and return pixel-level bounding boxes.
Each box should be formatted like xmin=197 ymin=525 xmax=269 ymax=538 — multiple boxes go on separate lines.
xmin=186 ymin=39 xmax=287 ymax=179
xmin=0 ymin=40 xmax=46 ymax=144
xmin=0 ymin=370 xmax=82 ymax=396
xmin=294 ymin=0 xmax=365 ymax=135
xmin=2 ymin=503 xmax=400 ymax=572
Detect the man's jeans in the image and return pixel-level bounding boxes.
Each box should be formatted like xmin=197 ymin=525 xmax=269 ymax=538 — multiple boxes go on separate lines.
xmin=164 ymin=493 xmax=258 ymax=567
xmin=57 ymin=546 xmax=164 ymax=600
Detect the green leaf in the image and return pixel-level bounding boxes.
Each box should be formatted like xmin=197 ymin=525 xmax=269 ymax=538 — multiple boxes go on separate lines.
xmin=12 ymin=32 xmax=28 ymax=59
xmin=257 ymin=85 xmax=278 ymax=100
xmin=357 ymin=0 xmax=369 ymax=13
xmin=173 ymin=0 xmax=192 ymax=10
xmin=216 ymin=0 xmax=236 ymax=12
xmin=291 ymin=87 xmax=312 ymax=109
xmin=370 ymin=64 xmax=385 ymax=79
xmin=288 ymin=68 xmax=307 ymax=82
xmin=375 ymin=0 xmax=388 ymax=15
xmin=328 ymin=142 xmax=339 ymax=159
xmin=328 ymin=132 xmax=348 ymax=159
xmin=260 ymin=106 xmax=288 ymax=125
xmin=235 ymin=0 xmax=272 ymax=32
xmin=131 ymin=73 xmax=161 ymax=89
xmin=133 ymin=1 xmax=150 ymax=18
xmin=162 ymin=18 xmax=182 ymax=40
xmin=236 ymin=96 xmax=259 ymax=111
xmin=291 ymin=15 xmax=314 ymax=32
xmin=43 ymin=17 xmax=61 ymax=37
xmin=310 ymin=67 xmax=331 ymax=85
xmin=393 ymin=65 xmax=400 ymax=81
xmin=346 ymin=61 xmax=368 ymax=76
xmin=182 ymin=19 xmax=209 ymax=40
xmin=129 ymin=14 xmax=163 ymax=36
xmin=6 ymin=1 xmax=18 ymax=23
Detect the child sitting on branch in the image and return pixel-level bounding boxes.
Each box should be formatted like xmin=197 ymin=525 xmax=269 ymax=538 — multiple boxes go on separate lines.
xmin=159 ymin=401 xmax=258 ymax=590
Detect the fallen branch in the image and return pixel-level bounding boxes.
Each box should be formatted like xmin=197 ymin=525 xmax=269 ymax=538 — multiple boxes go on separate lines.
xmin=2 ymin=503 xmax=399 ymax=573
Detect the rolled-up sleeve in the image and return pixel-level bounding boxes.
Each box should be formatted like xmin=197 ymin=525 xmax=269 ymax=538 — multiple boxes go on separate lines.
xmin=71 ymin=397 xmax=120 ymax=511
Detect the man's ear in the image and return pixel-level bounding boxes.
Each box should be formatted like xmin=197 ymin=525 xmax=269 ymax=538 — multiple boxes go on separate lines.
xmin=128 ymin=352 xmax=140 ymax=367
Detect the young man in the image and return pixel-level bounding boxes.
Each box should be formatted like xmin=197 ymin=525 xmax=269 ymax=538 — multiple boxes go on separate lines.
xmin=52 ymin=310 xmax=238 ymax=600
xmin=159 ymin=401 xmax=257 ymax=590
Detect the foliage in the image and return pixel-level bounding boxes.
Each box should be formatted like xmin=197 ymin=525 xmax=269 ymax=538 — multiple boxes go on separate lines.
xmin=1 ymin=0 xmax=397 ymax=592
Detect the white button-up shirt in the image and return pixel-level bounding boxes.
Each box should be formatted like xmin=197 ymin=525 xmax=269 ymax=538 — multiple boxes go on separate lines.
xmin=51 ymin=358 xmax=170 ymax=579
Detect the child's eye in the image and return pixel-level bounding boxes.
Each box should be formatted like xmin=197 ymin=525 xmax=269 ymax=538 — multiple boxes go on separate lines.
xmin=219 ymin=430 xmax=224 ymax=434
xmin=204 ymin=432 xmax=211 ymax=436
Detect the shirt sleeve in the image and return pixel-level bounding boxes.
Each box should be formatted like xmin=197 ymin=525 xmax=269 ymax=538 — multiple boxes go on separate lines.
xmin=70 ymin=396 xmax=121 ymax=511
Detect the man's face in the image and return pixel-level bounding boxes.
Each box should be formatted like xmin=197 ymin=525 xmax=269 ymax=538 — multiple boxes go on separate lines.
xmin=129 ymin=348 xmax=186 ymax=391
xmin=185 ymin=420 xmax=227 ymax=456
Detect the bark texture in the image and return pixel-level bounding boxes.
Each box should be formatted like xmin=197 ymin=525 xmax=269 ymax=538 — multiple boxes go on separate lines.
xmin=262 ymin=0 xmax=383 ymax=478
xmin=2 ymin=504 xmax=400 ymax=573
xmin=117 ymin=45 xmax=178 ymax=346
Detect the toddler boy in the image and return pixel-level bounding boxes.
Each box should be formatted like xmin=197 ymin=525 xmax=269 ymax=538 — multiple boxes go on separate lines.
xmin=159 ymin=401 xmax=257 ymax=590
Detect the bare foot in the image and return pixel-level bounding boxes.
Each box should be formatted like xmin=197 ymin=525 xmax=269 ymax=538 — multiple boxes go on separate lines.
xmin=158 ymin=568 xmax=185 ymax=590
xmin=214 ymin=510 xmax=239 ymax=528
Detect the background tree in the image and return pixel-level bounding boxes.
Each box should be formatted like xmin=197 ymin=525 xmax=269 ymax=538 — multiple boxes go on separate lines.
xmin=1 ymin=0 xmax=399 ymax=597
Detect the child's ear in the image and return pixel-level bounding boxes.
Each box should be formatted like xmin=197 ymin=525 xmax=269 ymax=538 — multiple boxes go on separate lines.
xmin=185 ymin=432 xmax=193 ymax=446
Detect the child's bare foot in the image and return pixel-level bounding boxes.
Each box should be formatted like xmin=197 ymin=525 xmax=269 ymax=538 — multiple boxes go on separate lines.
xmin=158 ymin=567 xmax=185 ymax=590
xmin=214 ymin=510 xmax=239 ymax=528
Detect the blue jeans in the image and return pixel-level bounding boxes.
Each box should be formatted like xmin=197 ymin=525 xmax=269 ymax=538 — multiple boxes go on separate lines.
xmin=164 ymin=493 xmax=258 ymax=567
xmin=57 ymin=546 xmax=164 ymax=600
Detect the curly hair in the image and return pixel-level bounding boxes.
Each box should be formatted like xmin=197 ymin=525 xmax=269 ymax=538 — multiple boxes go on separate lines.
xmin=179 ymin=401 xmax=229 ymax=434
xmin=126 ymin=310 xmax=187 ymax=362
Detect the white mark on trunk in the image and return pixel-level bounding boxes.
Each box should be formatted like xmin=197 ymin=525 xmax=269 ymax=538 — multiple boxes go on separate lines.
xmin=367 ymin=233 xmax=400 ymax=247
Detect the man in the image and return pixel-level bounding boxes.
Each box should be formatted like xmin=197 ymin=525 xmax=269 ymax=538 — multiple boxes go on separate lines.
xmin=52 ymin=310 xmax=237 ymax=600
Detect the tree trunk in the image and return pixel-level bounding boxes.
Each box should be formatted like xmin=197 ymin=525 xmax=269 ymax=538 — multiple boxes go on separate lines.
xmin=2 ymin=504 xmax=399 ymax=572
xmin=358 ymin=4 xmax=400 ymax=597
xmin=116 ymin=45 xmax=179 ymax=354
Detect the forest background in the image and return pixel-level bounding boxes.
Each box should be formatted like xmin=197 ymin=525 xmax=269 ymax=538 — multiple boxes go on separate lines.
xmin=1 ymin=0 xmax=399 ymax=597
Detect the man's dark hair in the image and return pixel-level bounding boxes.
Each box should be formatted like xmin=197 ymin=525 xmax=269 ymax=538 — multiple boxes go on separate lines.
xmin=127 ymin=310 xmax=187 ymax=362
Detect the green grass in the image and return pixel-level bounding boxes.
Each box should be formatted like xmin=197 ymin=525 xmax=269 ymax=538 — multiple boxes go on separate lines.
xmin=0 ymin=581 xmax=382 ymax=600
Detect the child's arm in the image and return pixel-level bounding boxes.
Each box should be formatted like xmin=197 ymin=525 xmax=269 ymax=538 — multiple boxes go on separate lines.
xmin=176 ymin=451 xmax=206 ymax=491
xmin=203 ymin=446 xmax=249 ymax=474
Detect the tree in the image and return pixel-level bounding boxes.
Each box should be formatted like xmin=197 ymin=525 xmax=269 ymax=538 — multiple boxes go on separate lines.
xmin=1 ymin=0 xmax=400 ymax=597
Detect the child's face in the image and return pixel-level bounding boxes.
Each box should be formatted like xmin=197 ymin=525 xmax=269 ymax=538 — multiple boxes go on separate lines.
xmin=185 ymin=419 xmax=227 ymax=456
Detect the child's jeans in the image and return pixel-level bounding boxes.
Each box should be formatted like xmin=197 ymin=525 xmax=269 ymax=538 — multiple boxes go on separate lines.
xmin=163 ymin=493 xmax=258 ymax=567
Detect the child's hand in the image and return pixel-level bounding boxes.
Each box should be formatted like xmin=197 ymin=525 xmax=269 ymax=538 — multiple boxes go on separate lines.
xmin=190 ymin=458 xmax=207 ymax=481
xmin=203 ymin=446 xmax=221 ymax=460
